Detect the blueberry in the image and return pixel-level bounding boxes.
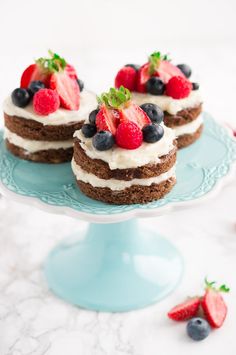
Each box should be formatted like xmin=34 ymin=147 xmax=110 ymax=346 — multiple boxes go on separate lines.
xmin=142 ymin=124 xmax=164 ymax=143
xmin=187 ymin=318 xmax=211 ymax=341
xmin=125 ymin=64 xmax=140 ymax=71
xmin=92 ymin=131 xmax=115 ymax=151
xmin=146 ymin=77 xmax=165 ymax=95
xmin=11 ymin=88 xmax=31 ymax=108
xmin=89 ymin=109 xmax=99 ymax=125
xmin=177 ymin=64 xmax=192 ymax=78
xmin=140 ymin=103 xmax=164 ymax=124
xmin=82 ymin=123 xmax=97 ymax=138
xmin=77 ymin=78 xmax=84 ymax=92
xmin=28 ymin=81 xmax=45 ymax=95
xmin=192 ymin=82 xmax=199 ymax=90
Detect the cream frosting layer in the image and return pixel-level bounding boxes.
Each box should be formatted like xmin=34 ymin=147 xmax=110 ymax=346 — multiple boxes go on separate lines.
xmin=173 ymin=114 xmax=203 ymax=137
xmin=74 ymin=124 xmax=175 ymax=170
xmin=4 ymin=127 xmax=73 ymax=153
xmin=72 ymin=158 xmax=176 ymax=191
xmin=3 ymin=90 xmax=97 ymax=126
xmin=132 ymin=90 xmax=202 ymax=115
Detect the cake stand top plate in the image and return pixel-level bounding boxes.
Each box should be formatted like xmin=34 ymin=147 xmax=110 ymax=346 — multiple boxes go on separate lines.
xmin=0 ymin=113 xmax=236 ymax=223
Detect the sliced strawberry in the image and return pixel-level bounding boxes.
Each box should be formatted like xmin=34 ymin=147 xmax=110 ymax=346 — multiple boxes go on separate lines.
xmin=49 ymin=72 xmax=80 ymax=110
xmin=65 ymin=64 xmax=78 ymax=80
xmin=20 ymin=63 xmax=51 ymax=88
xmin=115 ymin=67 xmax=137 ymax=91
xmin=119 ymin=102 xmax=151 ymax=129
xmin=96 ymin=105 xmax=120 ymax=135
xmin=201 ymin=289 xmax=227 ymax=328
xmin=168 ymin=297 xmax=201 ymax=321
xmin=20 ymin=64 xmax=36 ymax=88
xmin=156 ymin=61 xmax=185 ymax=84
xmin=136 ymin=63 xmax=150 ymax=93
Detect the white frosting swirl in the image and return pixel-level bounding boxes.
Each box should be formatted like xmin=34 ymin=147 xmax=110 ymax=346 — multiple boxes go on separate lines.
xmin=3 ymin=90 xmax=97 ymax=126
xmin=132 ymin=90 xmax=202 ymax=115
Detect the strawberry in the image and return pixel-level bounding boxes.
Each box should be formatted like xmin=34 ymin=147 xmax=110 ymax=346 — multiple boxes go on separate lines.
xmin=50 ymin=71 xmax=80 ymax=110
xmin=119 ymin=102 xmax=151 ymax=129
xmin=115 ymin=66 xmax=137 ymax=91
xmin=65 ymin=64 xmax=78 ymax=80
xmin=96 ymin=104 xmax=119 ymax=135
xmin=156 ymin=60 xmax=185 ymax=84
xmin=115 ymin=121 xmax=143 ymax=150
xmin=201 ymin=279 xmax=229 ymax=328
xmin=168 ymin=297 xmax=201 ymax=321
xmin=136 ymin=63 xmax=150 ymax=93
xmin=20 ymin=64 xmax=50 ymax=88
xmin=166 ymin=76 xmax=192 ymax=99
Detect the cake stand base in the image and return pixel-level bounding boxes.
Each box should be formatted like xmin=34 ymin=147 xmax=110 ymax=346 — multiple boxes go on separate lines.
xmin=44 ymin=219 xmax=184 ymax=312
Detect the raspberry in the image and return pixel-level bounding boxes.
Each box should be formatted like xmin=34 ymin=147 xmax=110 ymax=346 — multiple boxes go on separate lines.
xmin=115 ymin=121 xmax=143 ymax=150
xmin=33 ymin=88 xmax=60 ymax=115
xmin=115 ymin=67 xmax=137 ymax=91
xmin=165 ymin=76 xmax=192 ymax=99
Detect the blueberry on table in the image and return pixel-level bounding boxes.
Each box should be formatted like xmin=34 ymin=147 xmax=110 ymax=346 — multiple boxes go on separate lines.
xmin=28 ymin=80 xmax=45 ymax=95
xmin=77 ymin=78 xmax=84 ymax=92
xmin=192 ymin=82 xmax=200 ymax=90
xmin=125 ymin=64 xmax=140 ymax=71
xmin=89 ymin=109 xmax=99 ymax=125
xmin=142 ymin=124 xmax=164 ymax=143
xmin=146 ymin=77 xmax=165 ymax=95
xmin=92 ymin=131 xmax=115 ymax=150
xmin=11 ymin=88 xmax=31 ymax=107
xmin=140 ymin=103 xmax=164 ymax=124
xmin=82 ymin=124 xmax=97 ymax=138
xmin=187 ymin=317 xmax=211 ymax=341
xmin=177 ymin=64 xmax=192 ymax=78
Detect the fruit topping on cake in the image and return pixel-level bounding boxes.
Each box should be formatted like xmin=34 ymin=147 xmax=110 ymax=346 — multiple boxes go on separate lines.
xmin=11 ymin=50 xmax=82 ymax=114
xmin=81 ymin=86 xmax=165 ymax=151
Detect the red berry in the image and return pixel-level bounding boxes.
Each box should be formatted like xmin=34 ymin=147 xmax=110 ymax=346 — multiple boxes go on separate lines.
xmin=33 ymin=89 xmax=60 ymax=115
xmin=115 ymin=121 xmax=143 ymax=150
xmin=50 ymin=71 xmax=80 ymax=110
xmin=166 ymin=76 xmax=192 ymax=99
xmin=156 ymin=61 xmax=185 ymax=84
xmin=65 ymin=64 xmax=78 ymax=80
xmin=96 ymin=105 xmax=120 ymax=135
xmin=168 ymin=297 xmax=201 ymax=321
xmin=136 ymin=63 xmax=150 ymax=93
xmin=119 ymin=102 xmax=151 ymax=129
xmin=115 ymin=67 xmax=137 ymax=91
xmin=201 ymin=289 xmax=227 ymax=328
xmin=20 ymin=63 xmax=51 ymax=89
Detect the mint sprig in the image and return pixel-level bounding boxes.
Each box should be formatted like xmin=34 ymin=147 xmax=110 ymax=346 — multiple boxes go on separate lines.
xmin=148 ymin=51 xmax=170 ymax=75
xmin=97 ymin=86 xmax=131 ymax=109
xmin=36 ymin=50 xmax=67 ymax=73
xmin=205 ymin=278 xmax=230 ymax=293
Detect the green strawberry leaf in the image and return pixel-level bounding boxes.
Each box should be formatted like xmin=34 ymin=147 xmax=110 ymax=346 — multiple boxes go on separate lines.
xmin=148 ymin=51 xmax=170 ymax=75
xmin=97 ymin=86 xmax=131 ymax=109
xmin=36 ymin=50 xmax=67 ymax=74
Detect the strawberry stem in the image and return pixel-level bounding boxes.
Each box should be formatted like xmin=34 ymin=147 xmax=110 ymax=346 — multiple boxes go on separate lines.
xmin=35 ymin=50 xmax=67 ymax=74
xmin=205 ymin=277 xmax=230 ymax=293
xmin=148 ymin=51 xmax=170 ymax=75
xmin=97 ymin=86 xmax=131 ymax=109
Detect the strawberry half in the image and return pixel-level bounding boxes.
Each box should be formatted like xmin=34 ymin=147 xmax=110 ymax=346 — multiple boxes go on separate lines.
xmin=136 ymin=63 xmax=150 ymax=93
xmin=156 ymin=61 xmax=185 ymax=84
xmin=96 ymin=104 xmax=120 ymax=135
xmin=119 ymin=102 xmax=151 ymax=129
xmin=168 ymin=297 xmax=201 ymax=321
xmin=20 ymin=64 xmax=50 ymax=88
xmin=50 ymin=71 xmax=80 ymax=110
xmin=65 ymin=64 xmax=78 ymax=80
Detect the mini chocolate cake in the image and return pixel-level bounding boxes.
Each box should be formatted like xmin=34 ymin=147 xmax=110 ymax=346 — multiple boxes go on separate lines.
xmin=72 ymin=87 xmax=177 ymax=205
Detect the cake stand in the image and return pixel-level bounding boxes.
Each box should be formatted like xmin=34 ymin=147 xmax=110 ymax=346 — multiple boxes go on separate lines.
xmin=0 ymin=113 xmax=236 ymax=312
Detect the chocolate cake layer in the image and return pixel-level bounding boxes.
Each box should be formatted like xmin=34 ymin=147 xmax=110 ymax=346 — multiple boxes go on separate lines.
xmin=4 ymin=113 xmax=84 ymax=141
xmin=74 ymin=138 xmax=177 ymax=181
xmin=77 ymin=177 xmax=176 ymax=205
xmin=177 ymin=124 xmax=203 ymax=149
xmin=164 ymin=104 xmax=202 ymax=128
xmin=6 ymin=139 xmax=73 ymax=163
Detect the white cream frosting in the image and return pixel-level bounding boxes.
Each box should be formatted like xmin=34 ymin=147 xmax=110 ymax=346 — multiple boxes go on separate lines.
xmin=173 ymin=114 xmax=203 ymax=137
xmin=72 ymin=158 xmax=176 ymax=191
xmin=132 ymin=90 xmax=202 ymax=115
xmin=4 ymin=127 xmax=73 ymax=153
xmin=74 ymin=124 xmax=175 ymax=170
xmin=3 ymin=90 xmax=97 ymax=126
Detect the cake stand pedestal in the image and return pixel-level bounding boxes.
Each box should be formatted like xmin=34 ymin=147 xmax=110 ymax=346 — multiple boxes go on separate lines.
xmin=0 ymin=113 xmax=236 ymax=312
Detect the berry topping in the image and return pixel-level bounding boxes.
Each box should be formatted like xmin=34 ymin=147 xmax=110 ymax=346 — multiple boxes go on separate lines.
xmin=140 ymin=103 xmax=164 ymax=124
xmin=92 ymin=131 xmax=115 ymax=151
xmin=89 ymin=109 xmax=99 ymax=125
xmin=146 ymin=77 xmax=165 ymax=95
xmin=115 ymin=121 xmax=143 ymax=150
xmin=81 ymin=123 xmax=97 ymax=138
xmin=166 ymin=76 xmax=192 ymax=99
xmin=28 ymin=80 xmax=45 ymax=95
xmin=119 ymin=102 xmax=151 ymax=129
xmin=33 ymin=88 xmax=60 ymax=115
xmin=149 ymin=52 xmax=185 ymax=84
xmin=136 ymin=63 xmax=150 ymax=93
xmin=168 ymin=297 xmax=201 ymax=321
xmin=201 ymin=279 xmax=229 ymax=328
xmin=65 ymin=64 xmax=78 ymax=80
xmin=125 ymin=64 xmax=140 ymax=71
xmin=142 ymin=124 xmax=164 ymax=143
xmin=115 ymin=66 xmax=137 ymax=91
xmin=187 ymin=318 xmax=211 ymax=341
xmin=11 ymin=88 xmax=31 ymax=108
xmin=96 ymin=105 xmax=119 ymax=135
xmin=20 ymin=64 xmax=49 ymax=89
xmin=49 ymin=71 xmax=80 ymax=110
xmin=192 ymin=82 xmax=200 ymax=90
xmin=77 ymin=78 xmax=84 ymax=92
xmin=177 ymin=64 xmax=192 ymax=78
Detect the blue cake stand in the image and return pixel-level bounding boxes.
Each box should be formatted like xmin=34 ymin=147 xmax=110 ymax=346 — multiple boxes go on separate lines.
xmin=0 ymin=113 xmax=236 ymax=312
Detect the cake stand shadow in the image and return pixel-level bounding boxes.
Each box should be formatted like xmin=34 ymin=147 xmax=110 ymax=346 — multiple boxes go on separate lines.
xmin=0 ymin=113 xmax=236 ymax=312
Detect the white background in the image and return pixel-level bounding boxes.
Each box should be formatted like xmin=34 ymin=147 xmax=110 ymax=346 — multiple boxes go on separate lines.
xmin=0 ymin=0 xmax=236 ymax=354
